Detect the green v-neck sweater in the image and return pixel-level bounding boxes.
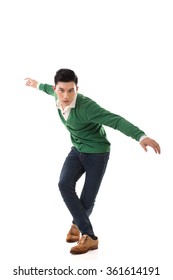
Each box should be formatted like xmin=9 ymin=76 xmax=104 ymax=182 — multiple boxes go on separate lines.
xmin=39 ymin=83 xmax=145 ymax=153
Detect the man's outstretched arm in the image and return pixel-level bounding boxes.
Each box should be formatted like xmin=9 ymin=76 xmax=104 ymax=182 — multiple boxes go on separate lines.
xmin=24 ymin=78 xmax=55 ymax=96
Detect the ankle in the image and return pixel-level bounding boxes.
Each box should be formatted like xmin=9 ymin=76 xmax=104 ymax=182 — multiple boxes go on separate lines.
xmin=83 ymin=234 xmax=98 ymax=240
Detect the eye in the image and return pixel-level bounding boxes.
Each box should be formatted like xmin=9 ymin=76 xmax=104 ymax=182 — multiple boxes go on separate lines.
xmin=69 ymin=89 xmax=74 ymax=93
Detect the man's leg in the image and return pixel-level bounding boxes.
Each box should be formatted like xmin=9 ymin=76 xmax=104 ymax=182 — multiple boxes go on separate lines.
xmin=58 ymin=148 xmax=95 ymax=237
xmin=80 ymin=152 xmax=110 ymax=222
xmin=69 ymin=151 xmax=110 ymax=254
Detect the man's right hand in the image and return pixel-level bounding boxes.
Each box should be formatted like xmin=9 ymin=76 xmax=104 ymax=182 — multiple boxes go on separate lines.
xmin=25 ymin=78 xmax=38 ymax=88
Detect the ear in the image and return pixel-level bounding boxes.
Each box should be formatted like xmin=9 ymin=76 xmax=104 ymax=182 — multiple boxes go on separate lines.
xmin=53 ymin=85 xmax=58 ymax=92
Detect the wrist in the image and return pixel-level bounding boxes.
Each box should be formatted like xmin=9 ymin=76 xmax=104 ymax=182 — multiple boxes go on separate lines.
xmin=139 ymin=135 xmax=148 ymax=143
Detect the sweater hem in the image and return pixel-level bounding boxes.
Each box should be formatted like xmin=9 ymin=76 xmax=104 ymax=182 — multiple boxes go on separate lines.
xmin=72 ymin=146 xmax=110 ymax=154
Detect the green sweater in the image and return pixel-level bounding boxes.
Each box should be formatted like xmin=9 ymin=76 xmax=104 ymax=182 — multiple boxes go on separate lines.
xmin=39 ymin=83 xmax=145 ymax=153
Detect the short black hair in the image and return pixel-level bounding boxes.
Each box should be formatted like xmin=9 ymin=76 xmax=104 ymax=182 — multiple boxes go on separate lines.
xmin=54 ymin=69 xmax=78 ymax=85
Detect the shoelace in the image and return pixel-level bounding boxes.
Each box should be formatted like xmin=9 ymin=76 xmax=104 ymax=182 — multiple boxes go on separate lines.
xmin=77 ymin=235 xmax=88 ymax=244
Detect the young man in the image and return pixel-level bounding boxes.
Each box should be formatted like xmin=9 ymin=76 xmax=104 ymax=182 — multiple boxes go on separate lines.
xmin=25 ymin=69 xmax=160 ymax=254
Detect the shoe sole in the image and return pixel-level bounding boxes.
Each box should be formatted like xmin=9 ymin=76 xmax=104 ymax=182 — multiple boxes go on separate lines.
xmin=70 ymin=245 xmax=98 ymax=254
xmin=66 ymin=238 xmax=79 ymax=243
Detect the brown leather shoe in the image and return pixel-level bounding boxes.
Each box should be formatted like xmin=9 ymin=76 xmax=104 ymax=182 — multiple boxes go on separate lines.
xmin=66 ymin=224 xmax=80 ymax=243
xmin=70 ymin=235 xmax=98 ymax=254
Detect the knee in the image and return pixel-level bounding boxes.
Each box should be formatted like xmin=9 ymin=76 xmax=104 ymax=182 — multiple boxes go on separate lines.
xmin=58 ymin=178 xmax=73 ymax=195
xmin=85 ymin=206 xmax=93 ymax=217
xmin=58 ymin=179 xmax=66 ymax=193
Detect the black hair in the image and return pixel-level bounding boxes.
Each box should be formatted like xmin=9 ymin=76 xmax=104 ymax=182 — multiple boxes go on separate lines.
xmin=54 ymin=68 xmax=78 ymax=85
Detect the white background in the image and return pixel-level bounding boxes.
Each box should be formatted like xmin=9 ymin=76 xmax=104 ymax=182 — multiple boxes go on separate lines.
xmin=0 ymin=0 xmax=172 ymax=279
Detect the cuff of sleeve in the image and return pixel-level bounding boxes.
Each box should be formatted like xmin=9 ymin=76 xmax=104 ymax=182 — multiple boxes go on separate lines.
xmin=37 ymin=83 xmax=40 ymax=89
xmin=139 ymin=135 xmax=148 ymax=142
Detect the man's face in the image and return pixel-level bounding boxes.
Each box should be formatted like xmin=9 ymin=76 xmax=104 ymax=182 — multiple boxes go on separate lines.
xmin=54 ymin=82 xmax=78 ymax=109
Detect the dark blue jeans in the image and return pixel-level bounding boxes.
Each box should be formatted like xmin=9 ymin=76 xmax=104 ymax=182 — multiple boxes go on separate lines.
xmin=58 ymin=147 xmax=110 ymax=236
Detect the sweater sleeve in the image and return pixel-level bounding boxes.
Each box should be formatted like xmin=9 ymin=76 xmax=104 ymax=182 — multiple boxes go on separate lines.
xmin=84 ymin=99 xmax=145 ymax=141
xmin=39 ymin=83 xmax=55 ymax=97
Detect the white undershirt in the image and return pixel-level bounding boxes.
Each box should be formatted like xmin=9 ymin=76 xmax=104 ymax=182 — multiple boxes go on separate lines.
xmin=56 ymin=94 xmax=77 ymax=121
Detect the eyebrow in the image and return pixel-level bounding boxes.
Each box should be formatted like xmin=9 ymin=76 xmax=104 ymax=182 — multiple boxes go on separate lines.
xmin=58 ymin=87 xmax=74 ymax=91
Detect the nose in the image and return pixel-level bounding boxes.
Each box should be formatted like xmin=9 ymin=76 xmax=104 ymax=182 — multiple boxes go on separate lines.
xmin=63 ymin=92 xmax=69 ymax=99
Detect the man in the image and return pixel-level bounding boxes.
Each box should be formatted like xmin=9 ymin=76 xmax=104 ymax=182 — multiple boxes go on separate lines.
xmin=25 ymin=68 xmax=160 ymax=254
